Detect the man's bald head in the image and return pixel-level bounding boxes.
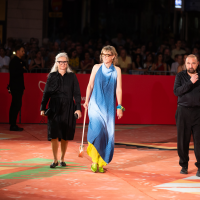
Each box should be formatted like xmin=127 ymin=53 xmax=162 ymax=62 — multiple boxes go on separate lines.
xmin=185 ymin=54 xmax=199 ymax=74
xmin=186 ymin=54 xmax=198 ymax=62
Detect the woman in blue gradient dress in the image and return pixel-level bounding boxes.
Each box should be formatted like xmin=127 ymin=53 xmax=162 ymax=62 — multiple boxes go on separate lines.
xmin=83 ymin=45 xmax=124 ymax=173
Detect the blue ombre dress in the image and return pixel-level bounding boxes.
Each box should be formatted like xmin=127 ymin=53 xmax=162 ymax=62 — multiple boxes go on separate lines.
xmin=87 ymin=63 xmax=117 ymax=164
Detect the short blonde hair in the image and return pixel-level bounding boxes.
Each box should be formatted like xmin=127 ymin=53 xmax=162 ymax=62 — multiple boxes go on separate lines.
xmin=100 ymin=45 xmax=118 ymax=65
xmin=186 ymin=54 xmax=198 ymax=62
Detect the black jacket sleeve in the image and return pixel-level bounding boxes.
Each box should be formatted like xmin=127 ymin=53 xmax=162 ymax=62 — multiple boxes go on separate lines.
xmin=173 ymin=73 xmax=193 ymax=96
xmin=40 ymin=74 xmax=52 ymax=111
xmin=73 ymin=74 xmax=81 ymax=111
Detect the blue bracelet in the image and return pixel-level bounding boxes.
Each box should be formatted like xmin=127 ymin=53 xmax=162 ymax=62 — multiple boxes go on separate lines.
xmin=117 ymin=105 xmax=125 ymax=111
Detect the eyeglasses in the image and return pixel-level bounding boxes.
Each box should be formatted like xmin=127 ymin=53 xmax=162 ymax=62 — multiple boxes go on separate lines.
xmin=101 ymin=53 xmax=113 ymax=58
xmin=57 ymin=61 xmax=68 ymax=65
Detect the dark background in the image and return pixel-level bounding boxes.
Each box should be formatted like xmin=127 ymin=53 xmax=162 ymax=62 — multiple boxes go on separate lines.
xmin=46 ymin=0 xmax=200 ymax=45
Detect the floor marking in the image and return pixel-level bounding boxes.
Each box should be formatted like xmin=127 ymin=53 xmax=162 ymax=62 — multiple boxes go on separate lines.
xmin=115 ymin=142 xmax=194 ymax=150
xmin=0 ymin=133 xmax=22 ymax=140
xmin=155 ymin=175 xmax=200 ymax=194
xmin=0 ymin=158 xmax=87 ymax=179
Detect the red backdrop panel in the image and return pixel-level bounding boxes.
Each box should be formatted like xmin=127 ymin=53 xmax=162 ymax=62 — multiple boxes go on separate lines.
xmin=0 ymin=74 xmax=177 ymax=124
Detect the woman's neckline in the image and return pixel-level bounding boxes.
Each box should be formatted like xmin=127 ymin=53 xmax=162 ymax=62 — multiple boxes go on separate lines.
xmin=104 ymin=63 xmax=113 ymax=69
xmin=58 ymin=70 xmax=67 ymax=76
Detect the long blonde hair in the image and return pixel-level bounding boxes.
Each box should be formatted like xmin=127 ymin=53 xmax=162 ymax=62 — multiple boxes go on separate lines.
xmin=50 ymin=52 xmax=72 ymax=73
xmin=100 ymin=45 xmax=118 ymax=65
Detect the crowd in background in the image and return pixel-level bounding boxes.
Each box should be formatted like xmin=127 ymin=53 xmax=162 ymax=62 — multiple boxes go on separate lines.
xmin=0 ymin=33 xmax=200 ymax=74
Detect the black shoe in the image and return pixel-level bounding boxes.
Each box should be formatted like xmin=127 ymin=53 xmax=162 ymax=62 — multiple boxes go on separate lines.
xmin=60 ymin=162 xmax=67 ymax=167
xmin=50 ymin=162 xmax=58 ymax=168
xmin=196 ymin=169 xmax=200 ymax=177
xmin=10 ymin=125 xmax=24 ymax=131
xmin=180 ymin=167 xmax=188 ymax=174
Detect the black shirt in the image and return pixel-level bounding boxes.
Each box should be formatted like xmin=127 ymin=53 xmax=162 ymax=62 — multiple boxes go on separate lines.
xmin=174 ymin=70 xmax=200 ymax=107
xmin=9 ymin=56 xmax=26 ymax=90
xmin=40 ymin=71 xmax=81 ymax=111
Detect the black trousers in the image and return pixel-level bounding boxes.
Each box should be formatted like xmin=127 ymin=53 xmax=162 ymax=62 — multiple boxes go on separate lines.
xmin=175 ymin=105 xmax=200 ymax=169
xmin=9 ymin=90 xmax=24 ymax=126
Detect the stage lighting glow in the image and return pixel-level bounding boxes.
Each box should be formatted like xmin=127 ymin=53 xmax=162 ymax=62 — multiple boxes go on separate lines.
xmin=13 ymin=51 xmax=16 ymax=54
xmin=175 ymin=0 xmax=182 ymax=8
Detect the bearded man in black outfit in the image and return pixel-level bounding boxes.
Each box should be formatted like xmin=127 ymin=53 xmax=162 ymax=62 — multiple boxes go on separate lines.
xmin=9 ymin=45 xmax=26 ymax=131
xmin=174 ymin=54 xmax=200 ymax=177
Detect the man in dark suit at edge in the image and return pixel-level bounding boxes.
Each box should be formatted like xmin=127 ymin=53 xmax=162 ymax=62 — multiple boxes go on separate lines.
xmin=9 ymin=45 xmax=26 ymax=131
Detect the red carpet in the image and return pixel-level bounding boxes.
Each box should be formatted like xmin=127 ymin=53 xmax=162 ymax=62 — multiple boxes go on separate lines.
xmin=0 ymin=124 xmax=199 ymax=200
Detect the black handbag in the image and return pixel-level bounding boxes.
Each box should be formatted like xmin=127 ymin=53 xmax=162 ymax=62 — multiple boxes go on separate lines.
xmin=44 ymin=108 xmax=53 ymax=116
xmin=74 ymin=113 xmax=78 ymax=119
xmin=40 ymin=108 xmax=53 ymax=124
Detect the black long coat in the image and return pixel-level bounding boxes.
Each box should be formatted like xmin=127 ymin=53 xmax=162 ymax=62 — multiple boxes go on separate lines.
xmin=40 ymin=71 xmax=81 ymax=141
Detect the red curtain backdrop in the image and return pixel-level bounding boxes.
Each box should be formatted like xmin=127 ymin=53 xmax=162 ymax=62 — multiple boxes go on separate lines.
xmin=0 ymin=74 xmax=177 ymax=124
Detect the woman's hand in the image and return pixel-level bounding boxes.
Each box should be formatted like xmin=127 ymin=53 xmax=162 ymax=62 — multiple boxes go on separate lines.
xmin=117 ymin=109 xmax=123 ymax=119
xmin=40 ymin=110 xmax=45 ymax=117
xmin=74 ymin=110 xmax=82 ymax=119
xmin=83 ymin=102 xmax=89 ymax=109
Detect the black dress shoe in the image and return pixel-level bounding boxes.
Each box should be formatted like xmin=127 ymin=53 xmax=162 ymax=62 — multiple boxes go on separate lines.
xmin=60 ymin=162 xmax=66 ymax=167
xmin=50 ymin=162 xmax=58 ymax=168
xmin=196 ymin=169 xmax=200 ymax=177
xmin=180 ymin=167 xmax=188 ymax=174
xmin=10 ymin=125 xmax=24 ymax=131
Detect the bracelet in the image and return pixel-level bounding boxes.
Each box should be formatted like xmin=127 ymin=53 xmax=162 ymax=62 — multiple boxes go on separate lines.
xmin=117 ymin=104 xmax=125 ymax=111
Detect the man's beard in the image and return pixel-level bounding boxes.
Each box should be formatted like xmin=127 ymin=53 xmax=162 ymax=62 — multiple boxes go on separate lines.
xmin=187 ymin=68 xmax=196 ymax=74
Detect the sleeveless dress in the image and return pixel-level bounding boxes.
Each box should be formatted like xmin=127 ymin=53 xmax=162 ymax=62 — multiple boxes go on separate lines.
xmin=87 ymin=63 xmax=117 ymax=166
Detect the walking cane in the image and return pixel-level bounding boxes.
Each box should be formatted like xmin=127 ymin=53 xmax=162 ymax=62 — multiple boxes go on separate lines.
xmin=78 ymin=107 xmax=87 ymax=157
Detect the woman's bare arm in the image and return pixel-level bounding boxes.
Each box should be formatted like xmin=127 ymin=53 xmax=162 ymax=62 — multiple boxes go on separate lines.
xmin=115 ymin=66 xmax=122 ymax=105
xmin=115 ymin=66 xmax=123 ymax=119
xmin=83 ymin=64 xmax=101 ymax=107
